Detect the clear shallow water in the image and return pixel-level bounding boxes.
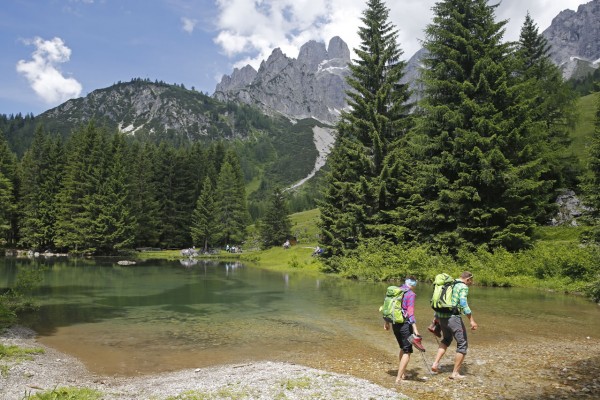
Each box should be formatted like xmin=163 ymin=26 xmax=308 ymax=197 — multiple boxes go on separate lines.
xmin=1 ymin=258 xmax=599 ymax=376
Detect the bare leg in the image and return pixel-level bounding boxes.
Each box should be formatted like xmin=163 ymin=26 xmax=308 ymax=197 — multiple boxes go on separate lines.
xmin=396 ymin=351 xmax=410 ymax=383
xmin=431 ymin=343 xmax=448 ymax=372
xmin=450 ymin=352 xmax=466 ymax=379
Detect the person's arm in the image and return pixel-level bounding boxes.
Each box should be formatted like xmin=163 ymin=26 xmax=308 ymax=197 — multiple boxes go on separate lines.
xmin=466 ymin=312 xmax=478 ymax=330
xmin=404 ymin=291 xmax=419 ymax=335
xmin=459 ymin=285 xmax=478 ymax=330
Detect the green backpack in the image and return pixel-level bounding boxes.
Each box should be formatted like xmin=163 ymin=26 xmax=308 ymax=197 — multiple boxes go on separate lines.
xmin=379 ymin=286 xmax=408 ymax=323
xmin=430 ymin=273 xmax=457 ymax=313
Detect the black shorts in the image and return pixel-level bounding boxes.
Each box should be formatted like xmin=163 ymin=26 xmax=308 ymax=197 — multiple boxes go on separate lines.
xmin=392 ymin=322 xmax=414 ymax=353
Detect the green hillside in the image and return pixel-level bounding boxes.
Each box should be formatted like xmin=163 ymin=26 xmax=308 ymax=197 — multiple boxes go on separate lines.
xmin=570 ymin=91 xmax=598 ymax=164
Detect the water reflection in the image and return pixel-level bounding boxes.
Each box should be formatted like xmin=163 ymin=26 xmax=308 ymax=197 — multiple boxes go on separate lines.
xmin=0 ymin=258 xmax=598 ymax=377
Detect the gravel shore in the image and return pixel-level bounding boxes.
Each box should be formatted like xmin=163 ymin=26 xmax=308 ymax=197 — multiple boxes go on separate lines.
xmin=2 ymin=325 xmax=600 ymax=400
xmin=1 ymin=326 xmax=407 ymax=400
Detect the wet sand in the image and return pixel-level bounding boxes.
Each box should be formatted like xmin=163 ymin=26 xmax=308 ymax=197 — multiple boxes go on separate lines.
xmin=3 ymin=325 xmax=599 ymax=399
xmin=300 ymin=334 xmax=600 ymax=399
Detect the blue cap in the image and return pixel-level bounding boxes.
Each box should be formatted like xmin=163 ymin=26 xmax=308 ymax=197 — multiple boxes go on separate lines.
xmin=405 ymin=279 xmax=417 ymax=287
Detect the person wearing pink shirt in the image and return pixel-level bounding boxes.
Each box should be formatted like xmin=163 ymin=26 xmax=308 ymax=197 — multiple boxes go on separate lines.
xmin=384 ymin=276 xmax=421 ymax=383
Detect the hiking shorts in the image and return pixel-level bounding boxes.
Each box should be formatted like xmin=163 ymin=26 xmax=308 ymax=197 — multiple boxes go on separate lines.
xmin=392 ymin=321 xmax=414 ymax=354
xmin=440 ymin=315 xmax=468 ymax=354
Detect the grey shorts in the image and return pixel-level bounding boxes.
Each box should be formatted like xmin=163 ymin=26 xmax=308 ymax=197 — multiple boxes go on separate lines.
xmin=439 ymin=315 xmax=468 ymax=354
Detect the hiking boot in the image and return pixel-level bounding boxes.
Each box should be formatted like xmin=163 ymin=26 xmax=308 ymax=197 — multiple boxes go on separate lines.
xmin=427 ymin=321 xmax=441 ymax=338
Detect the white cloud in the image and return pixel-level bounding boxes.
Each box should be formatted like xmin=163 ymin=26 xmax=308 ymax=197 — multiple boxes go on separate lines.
xmin=212 ymin=0 xmax=589 ymax=71
xmin=16 ymin=37 xmax=82 ymax=105
xmin=181 ymin=17 xmax=197 ymax=34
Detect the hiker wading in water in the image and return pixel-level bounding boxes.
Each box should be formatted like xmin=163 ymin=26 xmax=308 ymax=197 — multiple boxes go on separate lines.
xmin=431 ymin=271 xmax=478 ymax=379
xmin=383 ymin=276 xmax=421 ymax=383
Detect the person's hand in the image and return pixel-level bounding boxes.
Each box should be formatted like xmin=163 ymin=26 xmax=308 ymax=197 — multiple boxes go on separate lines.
xmin=384 ymin=321 xmax=390 ymax=331
xmin=470 ymin=321 xmax=478 ymax=330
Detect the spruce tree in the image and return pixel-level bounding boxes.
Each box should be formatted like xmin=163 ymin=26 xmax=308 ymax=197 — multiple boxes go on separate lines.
xmin=129 ymin=142 xmax=161 ymax=247
xmin=412 ymin=0 xmax=552 ymax=251
xmin=0 ymin=134 xmax=19 ymax=246
xmin=18 ymin=128 xmax=64 ymax=250
xmin=259 ymin=187 xmax=292 ymax=248
xmin=153 ymin=143 xmax=195 ymax=248
xmin=0 ymin=171 xmax=14 ymax=242
xmin=214 ymin=159 xmax=248 ymax=246
xmin=91 ymin=132 xmax=135 ymax=253
xmin=513 ymin=13 xmax=579 ymax=195
xmin=191 ymin=177 xmax=216 ymax=252
xmin=54 ymin=122 xmax=108 ymax=253
xmin=319 ymin=0 xmax=412 ymax=257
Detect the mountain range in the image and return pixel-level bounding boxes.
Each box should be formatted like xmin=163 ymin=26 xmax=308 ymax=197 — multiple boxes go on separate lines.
xmin=2 ymin=0 xmax=599 ymax=193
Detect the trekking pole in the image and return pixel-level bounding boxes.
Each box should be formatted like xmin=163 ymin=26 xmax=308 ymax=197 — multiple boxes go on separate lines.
xmin=419 ymin=350 xmax=435 ymax=376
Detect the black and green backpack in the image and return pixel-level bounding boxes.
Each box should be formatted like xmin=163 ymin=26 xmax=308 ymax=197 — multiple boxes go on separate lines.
xmin=379 ymin=286 xmax=408 ymax=323
xmin=430 ymin=273 xmax=457 ymax=313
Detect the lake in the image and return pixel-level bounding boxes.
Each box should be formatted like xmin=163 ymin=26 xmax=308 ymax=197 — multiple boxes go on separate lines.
xmin=1 ymin=257 xmax=599 ymax=378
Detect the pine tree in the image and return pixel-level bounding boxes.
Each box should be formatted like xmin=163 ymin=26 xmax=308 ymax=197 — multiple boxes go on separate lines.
xmin=153 ymin=143 xmax=195 ymax=248
xmin=18 ymin=128 xmax=64 ymax=250
xmin=191 ymin=177 xmax=216 ymax=252
xmin=259 ymin=187 xmax=292 ymax=248
xmin=90 ymin=132 xmax=135 ymax=253
xmin=513 ymin=13 xmax=579 ymax=195
xmin=0 ymin=171 xmax=14 ymax=242
xmin=54 ymin=122 xmax=108 ymax=253
xmin=319 ymin=0 xmax=412 ymax=257
xmin=129 ymin=142 xmax=161 ymax=247
xmin=0 ymin=134 xmax=19 ymax=246
xmin=214 ymin=159 xmax=248 ymax=246
xmin=412 ymin=0 xmax=552 ymax=251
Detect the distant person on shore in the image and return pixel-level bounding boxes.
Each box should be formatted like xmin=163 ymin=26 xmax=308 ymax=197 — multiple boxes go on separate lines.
xmin=382 ymin=276 xmax=422 ymax=383
xmin=431 ymin=271 xmax=478 ymax=379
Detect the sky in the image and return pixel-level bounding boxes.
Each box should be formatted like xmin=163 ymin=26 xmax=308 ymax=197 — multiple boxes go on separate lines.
xmin=0 ymin=0 xmax=592 ymax=116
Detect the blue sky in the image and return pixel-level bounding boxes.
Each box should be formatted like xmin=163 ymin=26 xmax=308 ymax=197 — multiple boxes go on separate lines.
xmin=0 ymin=0 xmax=592 ymax=116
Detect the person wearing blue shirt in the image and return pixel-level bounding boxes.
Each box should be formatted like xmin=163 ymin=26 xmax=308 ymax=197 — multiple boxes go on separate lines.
xmin=431 ymin=271 xmax=478 ymax=379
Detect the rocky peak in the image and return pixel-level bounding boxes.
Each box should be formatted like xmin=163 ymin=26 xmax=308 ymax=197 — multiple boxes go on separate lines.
xmin=297 ymin=40 xmax=328 ymax=72
xmin=258 ymin=48 xmax=291 ymax=76
xmin=215 ymin=65 xmax=257 ymax=94
xmin=542 ymin=0 xmax=600 ymax=79
xmin=327 ymin=36 xmax=351 ymax=61
xmin=213 ymin=36 xmax=352 ymax=124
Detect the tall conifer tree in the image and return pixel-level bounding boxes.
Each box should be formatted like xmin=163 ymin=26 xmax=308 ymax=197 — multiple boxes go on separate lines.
xmin=55 ymin=123 xmax=107 ymax=253
xmin=513 ymin=13 xmax=579 ymax=193
xmin=259 ymin=187 xmax=292 ymax=248
xmin=18 ymin=128 xmax=64 ymax=250
xmin=0 ymin=134 xmax=19 ymax=246
xmin=129 ymin=142 xmax=161 ymax=247
xmin=319 ymin=0 xmax=412 ymax=257
xmin=412 ymin=0 xmax=553 ymax=251
xmin=90 ymin=132 xmax=135 ymax=253
xmin=214 ymin=159 xmax=248 ymax=246
xmin=191 ymin=177 xmax=216 ymax=252
xmin=0 ymin=171 xmax=13 ymax=242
